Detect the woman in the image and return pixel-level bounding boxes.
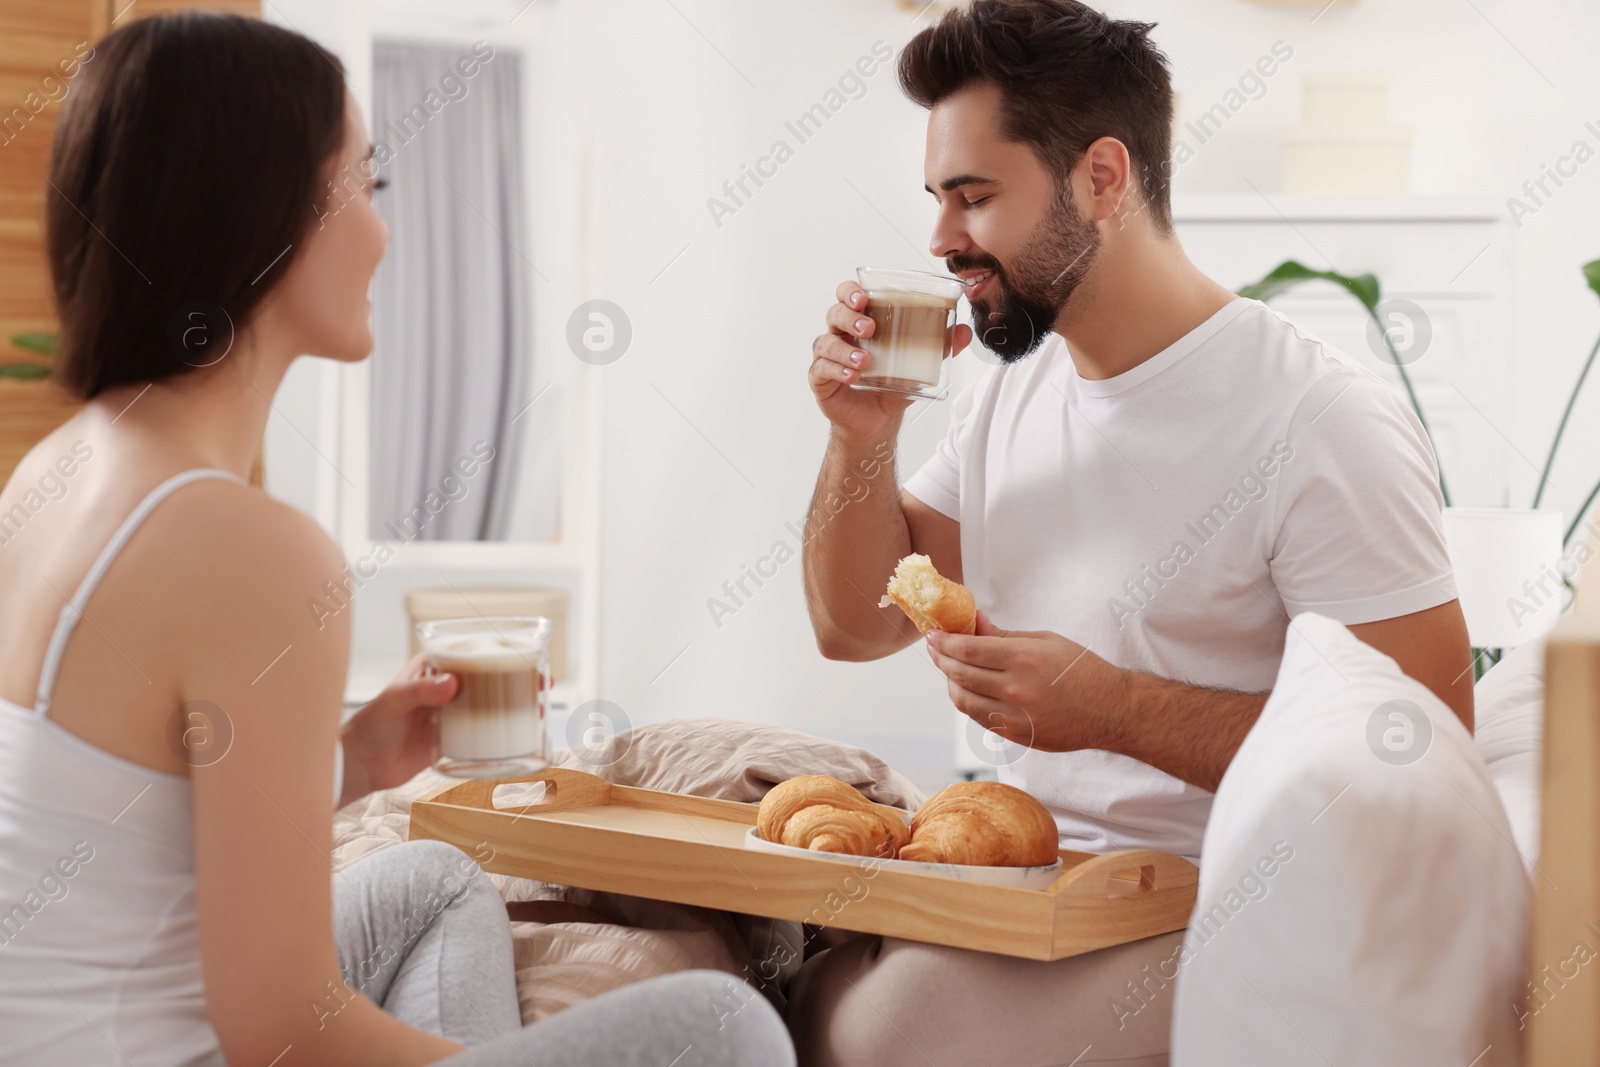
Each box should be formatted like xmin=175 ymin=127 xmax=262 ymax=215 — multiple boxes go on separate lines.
xmin=0 ymin=12 xmax=793 ymax=1066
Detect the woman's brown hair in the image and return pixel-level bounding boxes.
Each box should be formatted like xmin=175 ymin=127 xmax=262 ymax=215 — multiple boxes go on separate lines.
xmin=46 ymin=11 xmax=346 ymax=400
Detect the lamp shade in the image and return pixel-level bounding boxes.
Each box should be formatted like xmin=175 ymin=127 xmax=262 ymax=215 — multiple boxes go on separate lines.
xmin=1441 ymin=507 xmax=1563 ymax=649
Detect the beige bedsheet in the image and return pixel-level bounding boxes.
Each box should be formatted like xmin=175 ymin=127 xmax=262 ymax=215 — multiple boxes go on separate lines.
xmin=330 ymin=717 xmax=925 ymax=1025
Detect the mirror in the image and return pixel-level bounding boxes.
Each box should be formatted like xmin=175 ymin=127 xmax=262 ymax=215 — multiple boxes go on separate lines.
xmin=365 ymin=36 xmax=559 ymax=543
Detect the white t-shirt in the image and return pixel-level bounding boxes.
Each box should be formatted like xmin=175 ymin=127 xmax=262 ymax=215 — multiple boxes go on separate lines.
xmin=903 ymin=297 xmax=1457 ymax=862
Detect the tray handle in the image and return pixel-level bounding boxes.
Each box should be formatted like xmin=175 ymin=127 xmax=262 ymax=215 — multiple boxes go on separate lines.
xmin=415 ymin=766 xmax=613 ymax=812
xmin=1049 ymin=849 xmax=1198 ymax=900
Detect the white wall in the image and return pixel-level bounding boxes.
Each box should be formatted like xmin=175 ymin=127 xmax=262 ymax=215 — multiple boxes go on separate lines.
xmin=269 ymin=0 xmax=1600 ymax=784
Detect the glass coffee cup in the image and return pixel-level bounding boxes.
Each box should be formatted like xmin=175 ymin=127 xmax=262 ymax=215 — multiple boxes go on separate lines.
xmin=416 ymin=615 xmax=553 ymax=779
xmin=852 ymin=267 xmax=965 ymax=401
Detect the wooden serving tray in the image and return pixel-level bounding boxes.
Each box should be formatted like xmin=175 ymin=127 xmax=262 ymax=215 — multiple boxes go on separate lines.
xmin=410 ymin=767 xmax=1198 ymax=961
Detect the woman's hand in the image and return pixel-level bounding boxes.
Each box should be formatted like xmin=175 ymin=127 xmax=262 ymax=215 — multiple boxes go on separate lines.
xmin=337 ymin=653 xmax=457 ymax=807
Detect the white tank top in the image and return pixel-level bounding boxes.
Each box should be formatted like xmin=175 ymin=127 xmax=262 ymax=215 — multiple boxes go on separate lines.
xmin=0 ymin=468 xmax=344 ymax=1065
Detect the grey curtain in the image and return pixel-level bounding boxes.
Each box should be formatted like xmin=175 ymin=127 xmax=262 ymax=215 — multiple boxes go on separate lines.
xmin=369 ymin=40 xmax=530 ymax=541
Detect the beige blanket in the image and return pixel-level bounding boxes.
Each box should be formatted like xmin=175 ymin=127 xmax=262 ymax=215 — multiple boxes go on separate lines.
xmin=330 ymin=717 xmax=924 ymax=1025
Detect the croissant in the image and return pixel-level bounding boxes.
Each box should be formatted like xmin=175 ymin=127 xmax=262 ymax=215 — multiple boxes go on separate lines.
xmin=757 ymin=775 xmax=910 ymax=859
xmin=898 ymin=781 xmax=1059 ymax=867
xmin=879 ymin=553 xmax=976 ymax=635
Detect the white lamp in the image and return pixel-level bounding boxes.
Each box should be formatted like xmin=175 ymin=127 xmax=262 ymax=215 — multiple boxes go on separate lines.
xmin=1441 ymin=508 xmax=1564 ymax=649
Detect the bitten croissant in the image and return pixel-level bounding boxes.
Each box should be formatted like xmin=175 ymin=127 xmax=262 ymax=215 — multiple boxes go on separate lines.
xmin=757 ymin=775 xmax=910 ymax=859
xmin=879 ymin=553 xmax=976 ymax=635
xmin=898 ymin=781 xmax=1059 ymax=867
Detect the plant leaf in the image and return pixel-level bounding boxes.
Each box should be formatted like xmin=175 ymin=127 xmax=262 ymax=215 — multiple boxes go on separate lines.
xmin=1583 ymin=258 xmax=1600 ymax=303
xmin=9 ymin=331 xmax=58 ymax=357
xmin=0 ymin=362 xmax=51 ymax=380
xmin=1237 ymin=260 xmax=1382 ymax=315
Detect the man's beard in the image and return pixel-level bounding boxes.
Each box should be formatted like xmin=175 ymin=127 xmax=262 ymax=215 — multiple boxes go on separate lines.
xmin=952 ymin=187 xmax=1101 ymax=363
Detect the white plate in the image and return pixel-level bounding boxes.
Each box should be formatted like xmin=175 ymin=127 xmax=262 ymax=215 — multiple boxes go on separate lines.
xmin=743 ymin=827 xmax=1064 ymax=890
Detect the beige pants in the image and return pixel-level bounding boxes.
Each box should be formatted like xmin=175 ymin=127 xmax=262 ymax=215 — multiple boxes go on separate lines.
xmin=783 ymin=929 xmax=1186 ymax=1067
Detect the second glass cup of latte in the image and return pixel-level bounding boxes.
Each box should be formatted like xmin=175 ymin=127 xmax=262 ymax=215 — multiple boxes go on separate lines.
xmin=416 ymin=615 xmax=554 ymax=779
xmin=852 ymin=267 xmax=965 ymax=401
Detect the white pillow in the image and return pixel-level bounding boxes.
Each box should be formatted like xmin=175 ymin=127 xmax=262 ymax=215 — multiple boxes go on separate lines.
xmin=1472 ymin=637 xmax=1544 ymax=874
xmin=1171 ymin=613 xmax=1528 ymax=1067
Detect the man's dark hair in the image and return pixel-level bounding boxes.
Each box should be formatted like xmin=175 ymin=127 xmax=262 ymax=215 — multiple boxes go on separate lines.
xmin=46 ymin=12 xmax=347 ymax=400
xmin=898 ymin=0 xmax=1175 ymax=232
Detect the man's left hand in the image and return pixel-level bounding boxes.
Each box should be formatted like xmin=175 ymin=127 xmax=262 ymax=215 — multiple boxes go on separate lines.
xmin=925 ymin=610 xmax=1122 ymax=754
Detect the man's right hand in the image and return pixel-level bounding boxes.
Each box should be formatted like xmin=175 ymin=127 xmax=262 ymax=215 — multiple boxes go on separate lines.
xmin=810 ymin=279 xmax=973 ymax=442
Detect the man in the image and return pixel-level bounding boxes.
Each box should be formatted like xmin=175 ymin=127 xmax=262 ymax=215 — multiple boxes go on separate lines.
xmin=789 ymin=1 xmax=1471 ymax=1063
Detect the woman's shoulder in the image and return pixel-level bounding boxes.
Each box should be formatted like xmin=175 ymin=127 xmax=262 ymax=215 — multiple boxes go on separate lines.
xmin=6 ymin=419 xmax=346 ymax=613
xmin=143 ymin=473 xmax=347 ymax=591
xmin=157 ymin=471 xmax=331 ymax=541
xmin=129 ymin=471 xmax=354 ymax=684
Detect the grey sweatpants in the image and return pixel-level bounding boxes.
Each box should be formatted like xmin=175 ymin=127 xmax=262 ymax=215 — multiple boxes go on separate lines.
xmin=334 ymin=839 xmax=795 ymax=1066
